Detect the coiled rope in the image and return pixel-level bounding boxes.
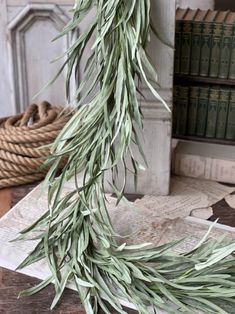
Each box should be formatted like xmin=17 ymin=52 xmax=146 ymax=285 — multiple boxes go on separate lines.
xmin=0 ymin=101 xmax=72 ymax=188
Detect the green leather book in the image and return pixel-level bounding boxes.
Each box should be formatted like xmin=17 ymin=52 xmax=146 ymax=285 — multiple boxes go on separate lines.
xmin=176 ymin=86 xmax=189 ymax=136
xmin=219 ymin=12 xmax=235 ymax=79
xmin=209 ymin=11 xmax=229 ymax=78
xmin=196 ymin=86 xmax=210 ymax=136
xmin=216 ymin=88 xmax=230 ymax=139
xmin=180 ymin=9 xmax=198 ymax=75
xmin=206 ymin=87 xmax=220 ymax=138
xmin=229 ymin=24 xmax=235 ymax=79
xmin=172 ymin=85 xmax=179 ymax=135
xmin=226 ymin=89 xmax=235 ymax=140
xmin=200 ymin=10 xmax=218 ymax=77
xmin=174 ymin=8 xmax=189 ymax=74
xmin=190 ymin=10 xmax=209 ymax=76
xmin=187 ymin=86 xmax=199 ymax=135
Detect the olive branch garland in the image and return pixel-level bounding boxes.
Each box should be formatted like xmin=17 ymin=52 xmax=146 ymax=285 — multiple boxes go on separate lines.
xmin=15 ymin=1 xmax=235 ymax=313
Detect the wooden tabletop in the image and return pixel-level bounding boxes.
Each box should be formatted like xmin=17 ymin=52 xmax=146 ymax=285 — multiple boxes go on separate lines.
xmin=0 ymin=183 xmax=235 ymax=313
xmin=0 ymin=184 xmax=84 ymax=314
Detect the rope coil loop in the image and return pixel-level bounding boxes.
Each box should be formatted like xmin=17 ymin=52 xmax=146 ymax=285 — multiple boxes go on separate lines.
xmin=0 ymin=101 xmax=72 ymax=188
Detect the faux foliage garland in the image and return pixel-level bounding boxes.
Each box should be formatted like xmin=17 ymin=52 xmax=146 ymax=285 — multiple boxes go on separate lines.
xmin=16 ymin=1 xmax=235 ymax=313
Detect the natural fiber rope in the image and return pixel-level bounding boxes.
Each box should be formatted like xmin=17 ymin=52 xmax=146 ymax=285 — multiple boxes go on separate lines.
xmin=0 ymin=101 xmax=72 ymax=188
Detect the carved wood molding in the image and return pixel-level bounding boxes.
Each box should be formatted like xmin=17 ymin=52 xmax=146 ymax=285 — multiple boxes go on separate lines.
xmin=0 ymin=0 xmax=16 ymax=115
xmin=8 ymin=4 xmax=70 ymax=112
xmin=7 ymin=0 xmax=74 ymax=5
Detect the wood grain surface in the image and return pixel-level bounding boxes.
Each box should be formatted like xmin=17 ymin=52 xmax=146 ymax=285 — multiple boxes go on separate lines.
xmin=0 ymin=268 xmax=85 ymax=314
xmin=0 ymin=188 xmax=11 ymax=217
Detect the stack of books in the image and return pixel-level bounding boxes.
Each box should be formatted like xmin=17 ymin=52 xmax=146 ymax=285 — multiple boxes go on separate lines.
xmin=173 ymin=141 xmax=235 ymax=184
xmin=173 ymin=8 xmax=235 ymax=144
xmin=175 ymin=8 xmax=235 ymax=79
xmin=173 ymin=85 xmax=235 ymax=140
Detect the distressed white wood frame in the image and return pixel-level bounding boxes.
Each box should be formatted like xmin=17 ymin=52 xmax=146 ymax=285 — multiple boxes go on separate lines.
xmin=132 ymin=0 xmax=214 ymax=195
xmin=8 ymin=4 xmax=70 ymax=112
xmin=130 ymin=0 xmax=174 ymax=196
xmin=105 ymin=0 xmax=175 ymax=196
xmin=0 ymin=0 xmax=14 ymax=117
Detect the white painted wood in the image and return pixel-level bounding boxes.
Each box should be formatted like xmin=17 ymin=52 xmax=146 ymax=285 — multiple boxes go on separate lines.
xmin=0 ymin=1 xmax=73 ymax=116
xmin=133 ymin=0 xmax=175 ymax=195
xmin=105 ymin=0 xmax=175 ymax=196
xmin=8 ymin=4 xmax=71 ymax=112
xmin=0 ymin=0 xmax=15 ymax=117
xmin=7 ymin=0 xmax=74 ymax=4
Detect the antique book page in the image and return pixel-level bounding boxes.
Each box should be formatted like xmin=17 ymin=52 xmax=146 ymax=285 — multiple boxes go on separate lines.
xmin=134 ymin=176 xmax=235 ymax=218
xmin=0 ymin=176 xmax=234 ymax=313
xmin=0 ymin=176 xmax=234 ymax=276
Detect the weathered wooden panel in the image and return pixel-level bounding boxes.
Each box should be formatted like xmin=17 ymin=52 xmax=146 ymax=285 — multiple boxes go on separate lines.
xmin=0 ymin=1 xmax=73 ymax=116
xmin=8 ymin=4 xmax=71 ymax=112
xmin=130 ymin=0 xmax=175 ymax=195
xmin=105 ymin=0 xmax=175 ymax=196
xmin=7 ymin=0 xmax=74 ymax=4
xmin=0 ymin=0 xmax=14 ymax=117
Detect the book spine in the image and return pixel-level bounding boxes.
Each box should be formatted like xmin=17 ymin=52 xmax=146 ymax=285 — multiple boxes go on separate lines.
xmin=229 ymin=25 xmax=235 ymax=79
xmin=226 ymin=90 xmax=235 ymax=140
xmin=173 ymin=153 xmax=235 ymax=184
xmin=172 ymin=85 xmax=179 ymax=135
xmin=190 ymin=22 xmax=203 ymax=76
xmin=180 ymin=21 xmax=193 ymax=75
xmin=173 ymin=153 xmax=207 ymax=178
xmin=176 ymin=86 xmax=189 ymax=136
xmin=196 ymin=86 xmax=210 ymax=136
xmin=209 ymin=23 xmax=223 ymax=78
xmin=187 ymin=86 xmax=199 ymax=135
xmin=206 ymin=87 xmax=220 ymax=138
xmin=216 ymin=88 xmax=230 ymax=139
xmin=174 ymin=20 xmax=182 ymax=74
xmin=219 ymin=24 xmax=233 ymax=79
xmin=210 ymin=159 xmax=235 ymax=183
xmin=200 ymin=22 xmax=213 ymax=77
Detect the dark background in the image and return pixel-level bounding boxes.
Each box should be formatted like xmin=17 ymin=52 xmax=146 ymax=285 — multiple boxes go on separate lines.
xmin=215 ymin=0 xmax=235 ymax=10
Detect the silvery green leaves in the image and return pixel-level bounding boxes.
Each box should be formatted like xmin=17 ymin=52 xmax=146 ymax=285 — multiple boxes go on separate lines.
xmin=17 ymin=1 xmax=235 ymax=313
